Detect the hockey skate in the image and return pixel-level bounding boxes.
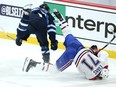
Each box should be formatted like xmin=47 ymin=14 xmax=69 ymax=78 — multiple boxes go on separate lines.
xmin=42 ymin=54 xmax=53 ymax=71
xmin=22 ymin=57 xmax=41 ymax=72
xmin=42 ymin=62 xmax=53 ymax=72
xmin=53 ymin=9 xmax=68 ymax=31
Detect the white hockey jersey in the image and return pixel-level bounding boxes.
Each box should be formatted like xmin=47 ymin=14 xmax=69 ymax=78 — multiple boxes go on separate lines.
xmin=97 ymin=50 xmax=109 ymax=68
xmin=74 ymin=48 xmax=108 ymax=80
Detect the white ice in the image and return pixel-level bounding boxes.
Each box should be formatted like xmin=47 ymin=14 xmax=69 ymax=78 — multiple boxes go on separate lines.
xmin=0 ymin=38 xmax=116 ymax=87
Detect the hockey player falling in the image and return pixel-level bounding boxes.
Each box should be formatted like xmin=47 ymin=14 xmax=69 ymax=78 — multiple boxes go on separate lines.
xmin=24 ymin=9 xmax=109 ymax=80
xmin=53 ymin=9 xmax=109 ymax=80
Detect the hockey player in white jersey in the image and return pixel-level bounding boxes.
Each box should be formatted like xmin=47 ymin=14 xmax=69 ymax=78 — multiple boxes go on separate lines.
xmin=53 ymin=9 xmax=109 ymax=80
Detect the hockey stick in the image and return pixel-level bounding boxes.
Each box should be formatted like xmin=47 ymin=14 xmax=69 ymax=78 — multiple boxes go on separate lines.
xmin=100 ymin=30 xmax=116 ymax=50
xmin=0 ymin=26 xmax=15 ymax=40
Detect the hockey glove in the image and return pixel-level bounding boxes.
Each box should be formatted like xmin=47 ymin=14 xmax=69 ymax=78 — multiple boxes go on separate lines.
xmin=51 ymin=40 xmax=58 ymax=50
xmin=16 ymin=37 xmax=22 ymax=46
xmin=23 ymin=4 xmax=32 ymax=15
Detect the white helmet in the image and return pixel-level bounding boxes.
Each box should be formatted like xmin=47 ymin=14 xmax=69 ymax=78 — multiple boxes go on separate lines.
xmin=99 ymin=68 xmax=109 ymax=79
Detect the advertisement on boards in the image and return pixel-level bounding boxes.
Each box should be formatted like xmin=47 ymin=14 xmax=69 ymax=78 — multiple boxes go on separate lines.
xmin=0 ymin=0 xmax=116 ymax=58
xmin=45 ymin=1 xmax=116 ymax=47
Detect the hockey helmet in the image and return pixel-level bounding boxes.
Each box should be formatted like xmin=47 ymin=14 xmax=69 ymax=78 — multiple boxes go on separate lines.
xmin=99 ymin=68 xmax=109 ymax=79
xmin=90 ymin=45 xmax=98 ymax=50
xmin=90 ymin=45 xmax=98 ymax=56
xmin=39 ymin=4 xmax=50 ymax=12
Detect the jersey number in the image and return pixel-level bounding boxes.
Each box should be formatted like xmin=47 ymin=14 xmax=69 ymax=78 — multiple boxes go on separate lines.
xmin=81 ymin=54 xmax=100 ymax=70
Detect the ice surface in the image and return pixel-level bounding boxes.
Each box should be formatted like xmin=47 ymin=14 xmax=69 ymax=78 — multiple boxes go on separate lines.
xmin=0 ymin=38 xmax=116 ymax=87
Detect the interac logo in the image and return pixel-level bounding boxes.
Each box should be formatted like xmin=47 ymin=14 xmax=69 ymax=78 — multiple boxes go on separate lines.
xmin=0 ymin=4 xmax=23 ymax=18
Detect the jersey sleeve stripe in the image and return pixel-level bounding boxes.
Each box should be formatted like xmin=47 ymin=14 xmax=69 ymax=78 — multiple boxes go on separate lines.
xmin=58 ymin=59 xmax=73 ymax=72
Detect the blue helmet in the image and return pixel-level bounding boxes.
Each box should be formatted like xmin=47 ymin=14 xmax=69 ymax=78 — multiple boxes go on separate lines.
xmin=39 ymin=4 xmax=50 ymax=12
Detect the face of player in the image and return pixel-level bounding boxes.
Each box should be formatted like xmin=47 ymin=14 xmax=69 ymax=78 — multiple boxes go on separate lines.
xmin=90 ymin=48 xmax=98 ymax=56
xmin=93 ymin=48 xmax=98 ymax=53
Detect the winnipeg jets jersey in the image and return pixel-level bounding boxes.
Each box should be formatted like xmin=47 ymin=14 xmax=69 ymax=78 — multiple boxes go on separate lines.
xmin=74 ymin=48 xmax=108 ymax=80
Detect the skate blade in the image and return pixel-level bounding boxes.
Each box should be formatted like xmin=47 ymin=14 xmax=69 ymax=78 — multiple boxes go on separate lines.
xmin=22 ymin=57 xmax=31 ymax=72
xmin=42 ymin=63 xmax=53 ymax=72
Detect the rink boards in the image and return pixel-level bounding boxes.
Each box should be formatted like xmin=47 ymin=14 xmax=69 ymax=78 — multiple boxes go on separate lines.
xmin=0 ymin=0 xmax=116 ymax=58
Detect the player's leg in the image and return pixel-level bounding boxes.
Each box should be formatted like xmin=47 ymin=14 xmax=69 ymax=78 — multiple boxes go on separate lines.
xmin=28 ymin=12 xmax=50 ymax=63
xmin=16 ymin=14 xmax=30 ymax=46
xmin=35 ymin=25 xmax=50 ymax=63
xmin=24 ymin=15 xmax=50 ymax=72
xmin=54 ymin=9 xmax=71 ymax=37
xmin=54 ymin=9 xmax=85 ymax=72
xmin=54 ymin=9 xmax=84 ymax=51
xmin=35 ymin=33 xmax=50 ymax=71
xmin=56 ymin=47 xmax=75 ymax=72
xmin=24 ymin=30 xmax=50 ymax=72
xmin=56 ymin=34 xmax=84 ymax=72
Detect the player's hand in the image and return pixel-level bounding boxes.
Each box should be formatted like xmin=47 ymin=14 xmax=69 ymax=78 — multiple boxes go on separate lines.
xmin=51 ymin=40 xmax=58 ymax=50
xmin=23 ymin=4 xmax=32 ymax=15
xmin=15 ymin=37 xmax=22 ymax=46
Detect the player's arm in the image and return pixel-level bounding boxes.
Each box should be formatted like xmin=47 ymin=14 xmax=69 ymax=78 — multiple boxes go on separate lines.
xmin=47 ymin=13 xmax=58 ymax=50
xmin=16 ymin=4 xmax=32 ymax=46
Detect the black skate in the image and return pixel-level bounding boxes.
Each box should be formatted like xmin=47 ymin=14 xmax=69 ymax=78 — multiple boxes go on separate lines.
xmin=42 ymin=54 xmax=53 ymax=71
xmin=22 ymin=57 xmax=41 ymax=72
xmin=42 ymin=54 xmax=50 ymax=63
xmin=54 ymin=9 xmax=68 ymax=30
xmin=26 ymin=59 xmax=37 ymax=72
xmin=53 ymin=9 xmax=64 ymax=21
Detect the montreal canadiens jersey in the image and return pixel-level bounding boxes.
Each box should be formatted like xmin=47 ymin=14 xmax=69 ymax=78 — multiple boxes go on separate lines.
xmin=74 ymin=48 xmax=108 ymax=80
